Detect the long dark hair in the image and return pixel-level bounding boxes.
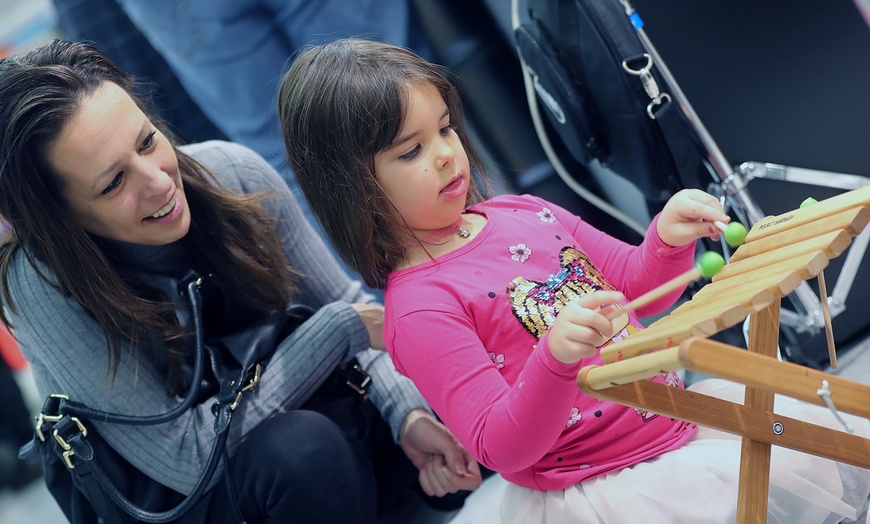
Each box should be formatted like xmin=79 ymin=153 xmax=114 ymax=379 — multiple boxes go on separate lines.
xmin=0 ymin=40 xmax=295 ymax=385
xmin=279 ymin=38 xmax=488 ymax=289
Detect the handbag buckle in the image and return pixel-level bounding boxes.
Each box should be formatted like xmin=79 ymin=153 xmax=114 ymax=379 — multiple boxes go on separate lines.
xmin=36 ymin=393 xmax=70 ymax=442
xmin=230 ymin=363 xmax=262 ymax=411
xmin=52 ymin=416 xmax=88 ymax=469
xmin=342 ymin=364 xmax=371 ymax=396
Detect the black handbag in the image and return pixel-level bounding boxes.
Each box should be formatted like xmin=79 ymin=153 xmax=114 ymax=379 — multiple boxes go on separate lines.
xmin=18 ymin=270 xmax=312 ymax=524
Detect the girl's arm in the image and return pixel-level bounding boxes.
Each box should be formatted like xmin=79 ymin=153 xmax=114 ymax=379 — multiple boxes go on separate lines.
xmin=390 ymin=309 xmax=580 ymax=473
xmin=542 ymin=197 xmax=696 ymax=317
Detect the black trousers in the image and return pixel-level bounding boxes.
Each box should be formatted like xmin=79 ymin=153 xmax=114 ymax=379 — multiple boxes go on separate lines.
xmin=200 ymin=395 xmax=420 ymax=524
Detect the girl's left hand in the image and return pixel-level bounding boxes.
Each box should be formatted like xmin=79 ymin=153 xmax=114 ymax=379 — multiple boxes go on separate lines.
xmin=656 ymin=189 xmax=729 ymax=247
xmin=399 ymin=409 xmax=482 ymax=496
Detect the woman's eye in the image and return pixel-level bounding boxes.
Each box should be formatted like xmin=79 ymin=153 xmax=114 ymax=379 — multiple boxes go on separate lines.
xmin=399 ymin=145 xmax=420 ymax=161
xmin=440 ymin=123 xmax=453 ymax=135
xmin=140 ymin=130 xmax=157 ymax=152
xmin=101 ymin=173 xmax=123 ymax=196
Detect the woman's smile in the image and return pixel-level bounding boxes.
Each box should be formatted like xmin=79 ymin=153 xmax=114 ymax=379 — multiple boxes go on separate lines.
xmin=147 ymin=195 xmax=181 ymax=221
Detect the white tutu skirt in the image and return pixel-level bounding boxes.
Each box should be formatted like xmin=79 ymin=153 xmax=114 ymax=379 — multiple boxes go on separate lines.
xmin=500 ymin=379 xmax=870 ymax=524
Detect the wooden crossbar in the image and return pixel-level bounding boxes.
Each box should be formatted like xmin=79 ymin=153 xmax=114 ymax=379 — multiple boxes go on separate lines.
xmin=586 ymin=340 xmax=870 ymax=421
xmin=577 ymin=360 xmax=870 ymax=470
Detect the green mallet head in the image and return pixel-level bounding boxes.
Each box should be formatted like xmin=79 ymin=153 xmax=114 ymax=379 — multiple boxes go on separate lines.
xmin=723 ymin=221 xmax=747 ymax=247
xmin=800 ymin=197 xmax=819 ymax=209
xmin=697 ymin=251 xmax=726 ymax=278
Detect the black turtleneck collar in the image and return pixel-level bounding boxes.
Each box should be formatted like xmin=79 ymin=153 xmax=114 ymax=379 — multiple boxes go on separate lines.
xmin=97 ymin=236 xmax=194 ymax=278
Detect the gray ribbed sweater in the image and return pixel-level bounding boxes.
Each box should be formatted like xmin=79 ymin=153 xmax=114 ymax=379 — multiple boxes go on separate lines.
xmin=8 ymin=141 xmax=428 ymax=494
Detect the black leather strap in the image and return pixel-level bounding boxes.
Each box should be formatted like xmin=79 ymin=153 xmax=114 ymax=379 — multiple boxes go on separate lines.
xmin=22 ymin=272 xmax=239 ymax=523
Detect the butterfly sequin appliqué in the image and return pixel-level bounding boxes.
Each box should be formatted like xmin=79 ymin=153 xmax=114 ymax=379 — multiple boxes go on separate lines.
xmin=507 ymin=246 xmax=616 ymax=339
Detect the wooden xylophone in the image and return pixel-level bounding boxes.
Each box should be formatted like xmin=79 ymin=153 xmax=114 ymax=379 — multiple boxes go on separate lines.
xmin=577 ymin=185 xmax=870 ymax=522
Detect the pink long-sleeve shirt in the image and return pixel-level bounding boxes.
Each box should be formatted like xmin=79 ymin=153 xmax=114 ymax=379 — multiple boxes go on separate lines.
xmin=385 ymin=194 xmax=698 ymax=491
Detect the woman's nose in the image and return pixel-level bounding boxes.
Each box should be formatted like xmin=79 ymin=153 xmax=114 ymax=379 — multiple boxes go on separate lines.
xmin=136 ymin=160 xmax=171 ymax=197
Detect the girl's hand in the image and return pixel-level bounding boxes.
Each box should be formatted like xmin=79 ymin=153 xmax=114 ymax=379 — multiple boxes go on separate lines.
xmin=399 ymin=410 xmax=482 ymax=496
xmin=547 ymin=291 xmax=625 ymax=364
xmin=656 ymin=189 xmax=729 ymax=247
xmin=351 ymin=303 xmax=385 ymax=350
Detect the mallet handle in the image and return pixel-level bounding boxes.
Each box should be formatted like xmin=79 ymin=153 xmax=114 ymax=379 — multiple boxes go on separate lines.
xmin=605 ymin=267 xmax=702 ymax=321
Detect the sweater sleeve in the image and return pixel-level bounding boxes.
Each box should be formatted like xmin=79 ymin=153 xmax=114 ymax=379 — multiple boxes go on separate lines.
xmin=8 ymin=253 xmax=363 ymax=494
xmin=187 ymin=141 xmax=429 ymax=441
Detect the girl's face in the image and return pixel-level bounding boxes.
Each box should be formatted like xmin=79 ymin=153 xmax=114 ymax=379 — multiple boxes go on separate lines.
xmin=47 ymin=81 xmax=190 ymax=245
xmin=374 ymin=83 xmax=471 ymax=237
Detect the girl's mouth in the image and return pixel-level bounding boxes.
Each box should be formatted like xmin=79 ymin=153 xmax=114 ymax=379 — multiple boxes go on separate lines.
xmin=440 ymin=175 xmax=467 ymax=200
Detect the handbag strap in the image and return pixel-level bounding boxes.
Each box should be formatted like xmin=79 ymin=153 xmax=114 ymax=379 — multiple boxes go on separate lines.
xmin=599 ymin=0 xmax=705 ymax=191
xmin=48 ymin=272 xmax=206 ymax=425
xmin=22 ymin=272 xmax=246 ymax=523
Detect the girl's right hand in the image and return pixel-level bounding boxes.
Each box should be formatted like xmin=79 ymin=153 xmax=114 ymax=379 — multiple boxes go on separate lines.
xmin=351 ymin=303 xmax=386 ymax=350
xmin=546 ymin=291 xmax=625 ymax=364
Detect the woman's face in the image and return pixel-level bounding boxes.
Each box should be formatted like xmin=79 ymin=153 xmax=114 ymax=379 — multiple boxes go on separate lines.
xmin=47 ymin=81 xmax=190 ymax=245
xmin=373 ymin=83 xmax=471 ymax=237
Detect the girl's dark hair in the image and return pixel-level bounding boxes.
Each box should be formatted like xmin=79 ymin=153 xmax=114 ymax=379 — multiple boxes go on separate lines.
xmin=0 ymin=40 xmax=295 ymax=388
xmin=279 ymin=38 xmax=488 ymax=289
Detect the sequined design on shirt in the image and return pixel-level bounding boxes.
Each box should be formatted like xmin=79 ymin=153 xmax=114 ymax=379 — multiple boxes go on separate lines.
xmin=507 ymin=246 xmax=616 ymax=339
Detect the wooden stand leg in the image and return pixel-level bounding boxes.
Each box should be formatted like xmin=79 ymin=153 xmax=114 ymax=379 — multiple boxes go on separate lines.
xmin=737 ymin=300 xmax=780 ymax=523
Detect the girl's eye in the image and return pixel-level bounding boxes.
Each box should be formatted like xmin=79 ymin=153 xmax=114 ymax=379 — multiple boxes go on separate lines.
xmin=140 ymin=130 xmax=157 ymax=152
xmin=101 ymin=173 xmax=123 ymax=196
xmin=399 ymin=145 xmax=420 ymax=161
xmin=440 ymin=123 xmax=453 ymax=135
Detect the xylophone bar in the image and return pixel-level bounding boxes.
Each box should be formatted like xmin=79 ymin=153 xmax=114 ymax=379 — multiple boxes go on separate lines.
xmin=600 ymin=321 xmax=717 ymax=364
xmin=714 ymin=230 xmax=848 ymax=282
xmin=688 ymin=270 xmax=793 ymax=308
xmin=600 ymin=252 xmax=825 ymax=363
xmin=746 ymin=185 xmax=870 ymax=243
xmin=583 ymin=347 xmax=682 ymax=388
xmin=729 ymin=206 xmax=868 ymax=264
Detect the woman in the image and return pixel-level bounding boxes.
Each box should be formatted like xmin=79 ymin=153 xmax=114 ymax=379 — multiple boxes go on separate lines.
xmin=0 ymin=39 xmax=480 ymax=523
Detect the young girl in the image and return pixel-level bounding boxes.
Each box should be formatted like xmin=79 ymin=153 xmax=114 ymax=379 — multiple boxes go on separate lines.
xmin=279 ymin=38 xmax=870 ymax=523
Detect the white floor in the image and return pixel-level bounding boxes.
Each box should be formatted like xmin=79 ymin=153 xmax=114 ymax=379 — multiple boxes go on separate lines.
xmin=3 ymin=334 xmax=869 ymax=524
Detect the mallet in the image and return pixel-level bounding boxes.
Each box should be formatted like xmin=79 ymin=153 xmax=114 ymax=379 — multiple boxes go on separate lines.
xmin=605 ymin=251 xmax=726 ymax=320
xmin=712 ymin=220 xmax=747 ymax=248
